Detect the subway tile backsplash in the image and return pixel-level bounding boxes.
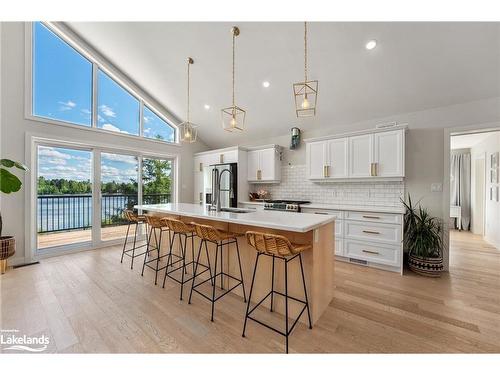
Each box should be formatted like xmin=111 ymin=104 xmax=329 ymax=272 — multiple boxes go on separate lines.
xmin=252 ymin=165 xmax=404 ymax=207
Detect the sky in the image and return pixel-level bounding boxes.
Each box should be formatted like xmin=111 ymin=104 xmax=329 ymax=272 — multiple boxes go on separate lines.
xmin=33 ymin=22 xmax=175 ymax=141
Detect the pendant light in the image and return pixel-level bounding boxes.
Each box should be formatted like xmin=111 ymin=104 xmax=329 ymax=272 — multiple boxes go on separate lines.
xmin=293 ymin=22 xmax=318 ymax=117
xmin=221 ymin=26 xmax=246 ymax=132
xmin=179 ymin=57 xmax=198 ymax=143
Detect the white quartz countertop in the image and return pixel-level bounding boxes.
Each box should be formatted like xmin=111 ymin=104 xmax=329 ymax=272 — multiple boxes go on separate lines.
xmin=135 ymin=203 xmax=335 ymax=233
xmin=239 ymin=201 xmax=405 ymax=214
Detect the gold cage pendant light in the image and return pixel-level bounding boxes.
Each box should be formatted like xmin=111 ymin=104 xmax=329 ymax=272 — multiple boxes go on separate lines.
xmin=221 ymin=26 xmax=246 ymax=132
xmin=179 ymin=57 xmax=198 ymax=143
xmin=293 ymin=22 xmax=318 ymax=117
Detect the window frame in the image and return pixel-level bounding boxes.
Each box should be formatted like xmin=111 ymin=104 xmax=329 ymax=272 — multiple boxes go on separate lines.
xmin=25 ymin=22 xmax=179 ymax=145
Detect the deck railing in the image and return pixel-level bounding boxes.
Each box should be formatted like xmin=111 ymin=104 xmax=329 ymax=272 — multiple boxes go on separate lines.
xmin=37 ymin=193 xmax=171 ymax=233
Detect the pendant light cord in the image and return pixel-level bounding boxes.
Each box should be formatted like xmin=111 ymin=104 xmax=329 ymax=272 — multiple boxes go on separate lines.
xmin=304 ymin=21 xmax=308 ymax=83
xmin=187 ymin=59 xmax=190 ymax=123
xmin=232 ymin=30 xmax=235 ymax=107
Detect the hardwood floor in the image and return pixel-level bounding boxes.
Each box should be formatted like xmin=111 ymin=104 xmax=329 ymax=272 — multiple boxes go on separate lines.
xmin=1 ymin=230 xmax=499 ymax=353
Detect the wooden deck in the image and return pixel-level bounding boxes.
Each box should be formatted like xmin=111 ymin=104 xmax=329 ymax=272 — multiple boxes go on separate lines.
xmin=2 ymin=230 xmax=499 ymax=353
xmin=37 ymin=225 xmax=135 ymax=248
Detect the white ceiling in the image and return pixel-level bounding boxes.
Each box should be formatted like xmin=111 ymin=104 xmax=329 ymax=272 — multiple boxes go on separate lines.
xmin=66 ymin=22 xmax=500 ymax=148
xmin=451 ymin=131 xmax=499 ymax=149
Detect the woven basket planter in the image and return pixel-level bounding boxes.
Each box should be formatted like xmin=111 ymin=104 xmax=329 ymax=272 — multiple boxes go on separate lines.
xmin=0 ymin=236 xmax=16 ymax=260
xmin=408 ymin=253 xmax=443 ymax=277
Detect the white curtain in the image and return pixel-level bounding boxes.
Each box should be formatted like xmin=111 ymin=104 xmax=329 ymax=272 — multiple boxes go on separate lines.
xmin=450 ymin=152 xmax=471 ymax=230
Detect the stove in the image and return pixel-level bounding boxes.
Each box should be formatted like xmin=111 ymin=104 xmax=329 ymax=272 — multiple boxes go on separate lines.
xmin=263 ymin=199 xmax=310 ymax=212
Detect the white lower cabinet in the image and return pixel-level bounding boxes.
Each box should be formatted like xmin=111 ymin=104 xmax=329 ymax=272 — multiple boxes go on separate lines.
xmin=304 ymin=207 xmax=403 ymax=274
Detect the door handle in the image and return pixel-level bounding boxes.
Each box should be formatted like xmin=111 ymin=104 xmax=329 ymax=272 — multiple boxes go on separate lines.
xmin=362 ymin=249 xmax=380 ymax=255
xmin=362 ymin=230 xmax=380 ymax=235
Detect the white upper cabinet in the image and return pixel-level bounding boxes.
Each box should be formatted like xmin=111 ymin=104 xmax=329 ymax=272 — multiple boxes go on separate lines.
xmin=306 ymin=138 xmax=348 ymax=179
xmin=247 ymin=146 xmax=281 ymax=183
xmin=305 ymin=127 xmax=406 ymax=181
xmin=373 ymin=130 xmax=404 ymax=177
xmin=247 ymin=150 xmax=260 ymax=181
xmin=349 ymin=134 xmax=373 ymax=178
xmin=306 ymin=141 xmax=327 ymax=179
xmin=328 ymin=138 xmax=348 ymax=178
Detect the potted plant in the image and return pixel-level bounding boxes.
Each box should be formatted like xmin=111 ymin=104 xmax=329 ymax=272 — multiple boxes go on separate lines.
xmin=402 ymin=195 xmax=444 ymax=277
xmin=0 ymin=159 xmax=28 ymax=274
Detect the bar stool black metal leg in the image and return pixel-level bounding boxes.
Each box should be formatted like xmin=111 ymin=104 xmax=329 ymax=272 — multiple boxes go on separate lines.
xmin=188 ymin=240 xmax=204 ymax=304
xmin=220 ymin=241 xmax=224 ymax=290
xmin=235 ymin=239 xmax=247 ymax=302
xmin=299 ymin=253 xmax=312 ymax=329
xmin=179 ymin=233 xmax=188 ymax=300
xmin=154 ymin=229 xmax=163 ymax=285
xmin=141 ymin=226 xmax=154 ymax=276
xmin=284 ymin=258 xmax=289 ymax=354
xmin=191 ymin=234 xmax=195 ymax=275
xmin=130 ymin=222 xmax=139 ymax=269
xmin=242 ymin=253 xmax=260 ymax=338
xmin=121 ymin=222 xmax=131 ymax=264
xmin=204 ymin=240 xmax=214 ymax=286
xmin=211 ymin=242 xmax=219 ymax=322
xmin=270 ymin=254 xmax=275 ymax=312
xmin=162 ymin=232 xmax=175 ymax=288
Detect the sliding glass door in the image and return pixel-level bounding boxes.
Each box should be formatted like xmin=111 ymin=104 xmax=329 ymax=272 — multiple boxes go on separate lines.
xmin=37 ymin=145 xmax=93 ymax=249
xmin=100 ymin=152 xmax=139 ymax=242
xmin=35 ymin=142 xmax=175 ymax=254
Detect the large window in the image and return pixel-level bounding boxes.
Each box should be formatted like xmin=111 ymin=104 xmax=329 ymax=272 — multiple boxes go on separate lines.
xmin=32 ymin=22 xmax=93 ymax=126
xmin=31 ymin=22 xmax=177 ymax=143
xmin=97 ymin=70 xmax=140 ymax=135
xmin=143 ymin=106 xmax=175 ymax=142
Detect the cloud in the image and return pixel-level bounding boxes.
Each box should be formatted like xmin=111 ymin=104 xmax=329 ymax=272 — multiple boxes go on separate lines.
xmin=101 ymin=164 xmax=137 ymax=183
xmin=101 ymin=123 xmax=129 ymax=134
xmin=144 ymin=127 xmax=152 ymax=135
xmin=38 ymin=147 xmax=72 ymax=160
xmin=99 ymin=104 xmax=116 ymax=118
xmin=101 ymin=153 xmax=137 ymax=164
xmin=143 ymin=116 xmax=153 ymax=124
xmin=58 ymin=100 xmax=77 ymax=111
xmin=39 ymin=165 xmax=90 ymax=181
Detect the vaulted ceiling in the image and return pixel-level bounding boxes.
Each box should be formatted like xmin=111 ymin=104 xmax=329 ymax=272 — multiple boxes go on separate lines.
xmin=66 ymin=22 xmax=500 ymax=148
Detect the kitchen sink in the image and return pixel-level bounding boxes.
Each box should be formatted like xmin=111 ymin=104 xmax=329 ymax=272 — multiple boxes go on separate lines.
xmin=220 ymin=207 xmax=254 ymax=213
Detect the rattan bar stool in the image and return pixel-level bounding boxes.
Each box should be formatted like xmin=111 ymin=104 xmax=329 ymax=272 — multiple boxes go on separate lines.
xmin=141 ymin=214 xmax=171 ymax=285
xmin=242 ymin=231 xmax=312 ymax=354
xmin=120 ymin=209 xmax=149 ymax=269
xmin=161 ymin=217 xmax=213 ymax=300
xmin=188 ymin=222 xmax=247 ymax=322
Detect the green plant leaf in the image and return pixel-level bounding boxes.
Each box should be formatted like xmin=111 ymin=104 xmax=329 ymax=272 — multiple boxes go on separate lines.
xmin=0 ymin=159 xmax=28 ymax=171
xmin=0 ymin=168 xmax=22 ymax=194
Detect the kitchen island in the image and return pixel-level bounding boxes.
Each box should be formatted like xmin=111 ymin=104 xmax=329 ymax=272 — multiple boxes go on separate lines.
xmin=135 ymin=203 xmax=335 ymax=325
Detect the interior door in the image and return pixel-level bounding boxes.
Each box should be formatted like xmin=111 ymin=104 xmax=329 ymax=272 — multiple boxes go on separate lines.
xmin=373 ymin=130 xmax=404 ymax=177
xmin=328 ymin=138 xmax=348 ymax=178
xmin=349 ymin=134 xmax=372 ymax=178
xmin=307 ymin=141 xmax=327 ymax=179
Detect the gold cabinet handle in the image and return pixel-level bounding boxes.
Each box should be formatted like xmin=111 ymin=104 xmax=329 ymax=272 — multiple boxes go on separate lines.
xmin=323 ymin=165 xmax=327 ymax=178
xmin=199 ymin=162 xmax=203 ymax=172
xmin=257 ymin=170 xmax=262 ymax=180
xmin=362 ymin=230 xmax=380 ymax=235
xmin=326 ymin=165 xmax=330 ymax=178
xmin=199 ymin=192 xmax=203 ymax=203
xmin=362 ymin=215 xmax=380 ymax=219
xmin=362 ymin=249 xmax=380 ymax=255
xmin=220 ymin=154 xmax=224 ymax=164
xmin=314 ymin=212 xmax=329 ymax=215
xmin=370 ymin=162 xmax=378 ymax=176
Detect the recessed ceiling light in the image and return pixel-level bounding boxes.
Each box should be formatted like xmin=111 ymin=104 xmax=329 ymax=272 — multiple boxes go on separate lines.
xmin=262 ymin=81 xmax=270 ymax=88
xmin=204 ymin=104 xmax=210 ymax=110
xmin=365 ymin=40 xmax=377 ymax=50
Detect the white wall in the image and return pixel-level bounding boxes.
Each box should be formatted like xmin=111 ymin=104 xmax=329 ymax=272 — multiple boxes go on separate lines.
xmin=241 ymin=98 xmax=500 ymax=269
xmin=0 ymin=22 xmax=209 ymax=265
xmin=470 ymin=132 xmax=500 ymax=248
